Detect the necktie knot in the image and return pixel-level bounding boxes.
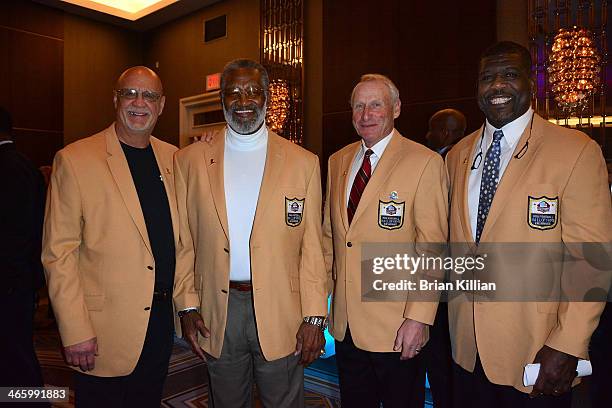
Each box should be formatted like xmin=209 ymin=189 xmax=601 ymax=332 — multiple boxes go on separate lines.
xmin=364 ymin=149 xmax=373 ymax=159
xmin=492 ymin=129 xmax=504 ymax=143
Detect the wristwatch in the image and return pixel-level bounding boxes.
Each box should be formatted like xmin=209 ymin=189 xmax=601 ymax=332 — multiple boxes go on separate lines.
xmin=303 ymin=316 xmax=328 ymax=331
xmin=177 ymin=307 xmax=198 ymax=318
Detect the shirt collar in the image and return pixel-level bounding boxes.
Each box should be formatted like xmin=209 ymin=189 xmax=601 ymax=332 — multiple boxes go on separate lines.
xmin=360 ymin=129 xmax=394 ymax=159
xmin=484 ymin=108 xmax=533 ymax=150
xmin=225 ymin=123 xmax=268 ymax=151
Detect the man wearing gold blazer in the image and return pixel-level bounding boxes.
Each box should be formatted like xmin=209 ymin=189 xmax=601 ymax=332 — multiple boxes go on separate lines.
xmin=43 ymin=67 xmax=194 ymax=406
xmin=174 ymin=59 xmax=328 ymax=407
xmin=446 ymin=41 xmax=612 ymax=407
xmin=323 ymin=74 xmax=449 ymax=407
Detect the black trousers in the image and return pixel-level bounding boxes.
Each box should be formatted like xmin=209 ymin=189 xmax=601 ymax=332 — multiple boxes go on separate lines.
xmin=74 ymin=298 xmax=174 ymax=408
xmin=419 ymin=302 xmax=453 ymax=408
xmin=590 ymin=301 xmax=612 ymax=408
xmin=335 ymin=327 xmax=425 ymax=408
xmin=0 ymin=288 xmax=49 ymax=408
xmin=0 ymin=288 xmax=46 ymax=387
xmin=452 ymin=356 xmax=571 ymax=408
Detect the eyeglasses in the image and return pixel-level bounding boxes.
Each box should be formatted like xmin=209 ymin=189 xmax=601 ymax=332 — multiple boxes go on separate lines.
xmin=115 ymin=88 xmax=162 ymax=102
xmin=222 ymin=85 xmax=265 ymax=100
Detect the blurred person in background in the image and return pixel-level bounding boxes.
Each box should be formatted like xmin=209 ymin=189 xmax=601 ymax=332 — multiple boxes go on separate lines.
xmin=0 ymin=107 xmax=47 ymax=395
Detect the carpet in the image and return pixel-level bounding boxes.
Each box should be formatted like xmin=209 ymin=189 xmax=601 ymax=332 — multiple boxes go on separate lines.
xmin=34 ymin=313 xmax=340 ymax=407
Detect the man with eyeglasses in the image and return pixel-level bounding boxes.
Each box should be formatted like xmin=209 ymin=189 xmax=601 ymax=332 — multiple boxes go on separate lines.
xmin=43 ymin=66 xmax=190 ymax=406
xmin=445 ymin=41 xmax=611 ymax=407
xmin=173 ymin=59 xmax=328 ymax=407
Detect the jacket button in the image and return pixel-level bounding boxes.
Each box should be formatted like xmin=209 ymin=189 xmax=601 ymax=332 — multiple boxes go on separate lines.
xmin=147 ymin=266 xmax=153 ymax=270
xmin=144 ymin=307 xmax=150 ymax=311
xmin=347 ymin=242 xmax=352 ymax=247
xmin=221 ymin=289 xmax=228 ymax=294
xmin=223 ymin=248 xmax=229 ymax=253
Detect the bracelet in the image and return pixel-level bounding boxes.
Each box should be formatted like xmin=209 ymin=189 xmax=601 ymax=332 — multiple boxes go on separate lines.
xmin=178 ymin=307 xmax=198 ymax=318
xmin=303 ymin=316 xmax=328 ymax=331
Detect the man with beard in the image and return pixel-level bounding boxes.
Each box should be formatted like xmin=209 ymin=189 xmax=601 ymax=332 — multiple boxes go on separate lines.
xmin=174 ymin=59 xmax=328 ymax=407
xmin=43 ymin=67 xmax=190 ymax=406
xmin=425 ymin=108 xmax=467 ymax=157
xmin=445 ymin=41 xmax=611 ymax=407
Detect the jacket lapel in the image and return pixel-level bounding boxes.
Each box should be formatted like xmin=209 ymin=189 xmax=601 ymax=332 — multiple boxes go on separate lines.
xmin=105 ymin=125 xmax=152 ymax=255
xmin=252 ymin=131 xmax=285 ymax=234
xmin=350 ymin=131 xmax=403 ymax=228
xmin=458 ymin=128 xmax=483 ymax=244
xmin=150 ymin=137 xmax=179 ymax=245
xmin=479 ymin=114 xmax=544 ymax=242
xmin=204 ymin=134 xmax=229 ymax=241
xmin=339 ymin=143 xmax=360 ymax=232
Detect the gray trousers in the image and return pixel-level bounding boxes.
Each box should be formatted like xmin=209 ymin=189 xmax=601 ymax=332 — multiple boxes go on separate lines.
xmin=206 ymin=289 xmax=304 ymax=408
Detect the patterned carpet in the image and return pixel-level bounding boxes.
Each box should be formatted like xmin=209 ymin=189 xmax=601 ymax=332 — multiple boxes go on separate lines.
xmin=34 ymin=309 xmax=340 ymax=407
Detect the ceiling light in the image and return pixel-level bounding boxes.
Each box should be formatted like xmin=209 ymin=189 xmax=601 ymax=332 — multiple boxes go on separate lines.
xmin=61 ymin=0 xmax=178 ymax=20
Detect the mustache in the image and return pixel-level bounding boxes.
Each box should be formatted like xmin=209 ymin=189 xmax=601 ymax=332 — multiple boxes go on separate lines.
xmin=230 ymin=103 xmax=260 ymax=113
xmin=485 ymin=91 xmax=513 ymax=98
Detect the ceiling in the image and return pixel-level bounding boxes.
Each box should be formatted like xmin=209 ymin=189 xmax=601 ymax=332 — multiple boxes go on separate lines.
xmin=34 ymin=0 xmax=223 ymax=31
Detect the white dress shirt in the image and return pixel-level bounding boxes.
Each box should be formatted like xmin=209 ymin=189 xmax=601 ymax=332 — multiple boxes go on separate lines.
xmin=224 ymin=125 xmax=268 ymax=281
xmin=467 ymin=108 xmax=534 ymax=240
xmin=346 ymin=131 xmax=394 ymax=206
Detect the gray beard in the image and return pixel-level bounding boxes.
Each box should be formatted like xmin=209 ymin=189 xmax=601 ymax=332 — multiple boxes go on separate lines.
xmin=223 ymin=104 xmax=267 ymax=135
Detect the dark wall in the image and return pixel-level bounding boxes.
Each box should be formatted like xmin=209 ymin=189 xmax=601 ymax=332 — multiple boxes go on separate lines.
xmin=322 ymin=0 xmax=497 ymax=163
xmin=144 ymin=0 xmax=260 ymax=146
xmin=3 ymin=0 xmax=261 ymax=157
xmin=0 ymin=0 xmax=142 ymax=164
xmin=63 ymin=14 xmax=143 ymax=145
xmin=0 ymin=0 xmax=64 ymax=167
xmin=4 ymin=0 xmax=496 ymax=166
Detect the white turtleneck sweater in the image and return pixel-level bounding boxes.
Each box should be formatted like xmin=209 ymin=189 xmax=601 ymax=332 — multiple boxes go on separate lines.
xmin=224 ymin=124 xmax=268 ymax=281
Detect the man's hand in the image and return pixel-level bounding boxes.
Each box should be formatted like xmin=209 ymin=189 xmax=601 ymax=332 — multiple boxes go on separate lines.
xmin=180 ymin=311 xmax=210 ymax=360
xmin=393 ymin=318 xmax=426 ymax=360
xmin=294 ymin=322 xmax=325 ymax=366
xmin=64 ymin=337 xmax=97 ymax=371
xmin=530 ymin=345 xmax=578 ymax=398
xmin=198 ymin=128 xmax=222 ymax=143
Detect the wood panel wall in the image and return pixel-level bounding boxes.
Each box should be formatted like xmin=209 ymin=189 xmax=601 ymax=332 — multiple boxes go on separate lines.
xmin=0 ymin=0 xmax=64 ymax=166
xmin=4 ymin=0 xmax=497 ymax=167
xmin=63 ymin=14 xmax=142 ymax=145
xmin=322 ymin=0 xmax=497 ymax=163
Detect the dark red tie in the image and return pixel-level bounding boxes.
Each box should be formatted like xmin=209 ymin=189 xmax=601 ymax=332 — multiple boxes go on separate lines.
xmin=347 ymin=149 xmax=373 ymax=225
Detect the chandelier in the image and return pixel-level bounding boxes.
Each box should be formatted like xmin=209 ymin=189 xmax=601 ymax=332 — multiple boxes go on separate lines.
xmin=266 ymin=79 xmax=290 ymax=134
xmin=548 ymin=27 xmax=601 ymax=113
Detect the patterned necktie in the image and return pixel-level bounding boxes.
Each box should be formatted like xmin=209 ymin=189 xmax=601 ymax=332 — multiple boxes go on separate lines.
xmin=475 ymin=129 xmax=504 ymax=243
xmin=347 ymin=149 xmax=373 ymax=225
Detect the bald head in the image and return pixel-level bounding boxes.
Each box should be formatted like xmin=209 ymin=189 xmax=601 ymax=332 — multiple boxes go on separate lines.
xmin=115 ymin=66 xmax=163 ymax=93
xmin=426 ymin=109 xmax=467 ymax=154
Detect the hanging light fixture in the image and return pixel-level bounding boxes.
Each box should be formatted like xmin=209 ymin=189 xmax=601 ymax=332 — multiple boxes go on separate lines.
xmin=266 ymin=79 xmax=290 ymax=134
xmin=548 ymin=26 xmax=601 ymax=113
